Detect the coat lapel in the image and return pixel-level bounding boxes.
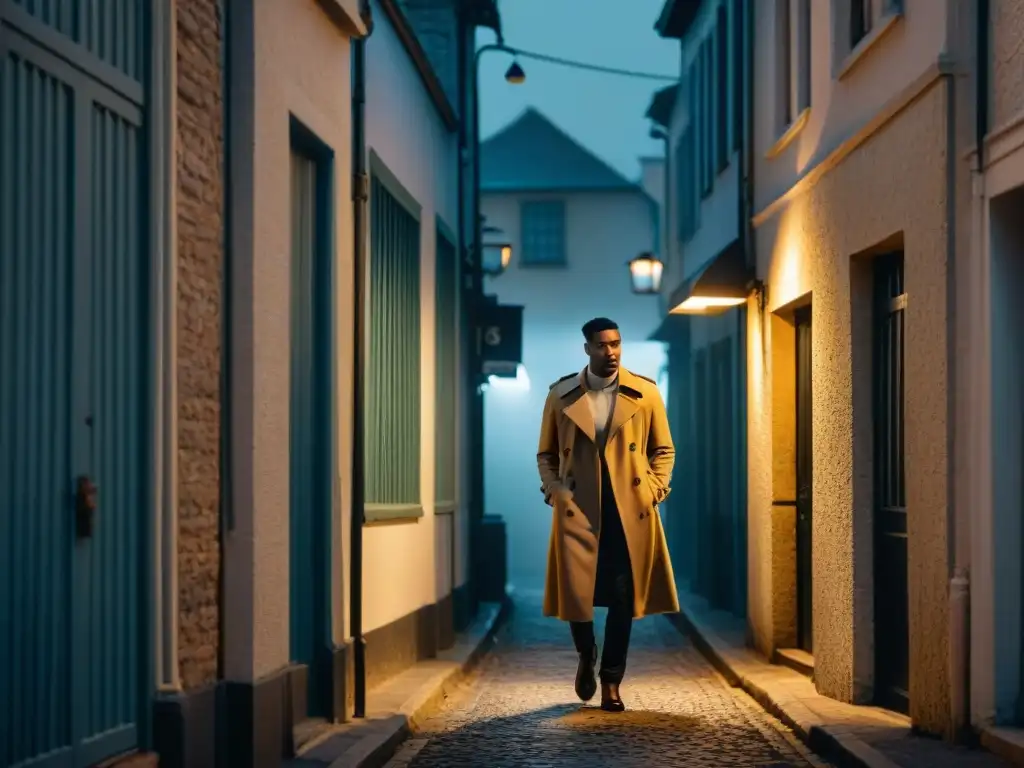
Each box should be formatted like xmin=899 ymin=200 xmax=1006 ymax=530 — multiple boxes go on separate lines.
xmin=560 ymin=370 xmax=596 ymax=444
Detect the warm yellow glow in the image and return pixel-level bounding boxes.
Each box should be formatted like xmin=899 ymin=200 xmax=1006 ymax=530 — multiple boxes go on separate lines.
xmin=669 ymin=296 xmax=747 ymax=314
xmin=628 ymin=254 xmax=664 ymax=294
xmin=500 ymin=245 xmax=512 ymax=269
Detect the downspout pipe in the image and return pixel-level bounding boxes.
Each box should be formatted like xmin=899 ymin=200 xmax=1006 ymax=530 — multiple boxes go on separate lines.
xmin=217 ymin=0 xmax=232 ymax=684
xmin=350 ymin=0 xmax=374 ymax=720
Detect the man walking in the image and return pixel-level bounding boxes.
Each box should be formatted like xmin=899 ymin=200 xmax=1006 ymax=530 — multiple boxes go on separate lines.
xmin=537 ymin=317 xmax=679 ymax=713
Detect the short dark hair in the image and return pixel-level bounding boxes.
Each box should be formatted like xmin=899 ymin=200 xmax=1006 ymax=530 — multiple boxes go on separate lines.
xmin=581 ymin=317 xmax=619 ymax=341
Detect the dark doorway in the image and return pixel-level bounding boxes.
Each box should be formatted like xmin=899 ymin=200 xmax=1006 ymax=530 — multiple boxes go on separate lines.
xmin=795 ymin=307 xmax=814 ymax=653
xmin=288 ymin=129 xmax=335 ymax=720
xmin=872 ymin=252 xmax=910 ymax=714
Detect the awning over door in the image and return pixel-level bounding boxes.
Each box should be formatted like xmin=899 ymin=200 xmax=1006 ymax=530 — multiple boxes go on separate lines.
xmin=667 ymin=239 xmax=753 ymax=315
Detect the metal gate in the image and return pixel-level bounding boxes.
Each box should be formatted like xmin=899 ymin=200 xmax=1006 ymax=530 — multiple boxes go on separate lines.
xmin=795 ymin=307 xmax=813 ymax=653
xmin=288 ymin=135 xmax=333 ymax=720
xmin=1 ymin=2 xmax=150 ymax=766
xmin=872 ymin=251 xmax=909 ymax=713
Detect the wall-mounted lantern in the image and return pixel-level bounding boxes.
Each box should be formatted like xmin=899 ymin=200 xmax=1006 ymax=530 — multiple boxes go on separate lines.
xmin=481 ymin=243 xmax=513 ymax=276
xmin=628 ymin=252 xmax=664 ymax=294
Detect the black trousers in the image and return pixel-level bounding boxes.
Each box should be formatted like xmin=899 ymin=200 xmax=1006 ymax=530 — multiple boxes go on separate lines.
xmin=569 ymin=457 xmax=634 ymax=685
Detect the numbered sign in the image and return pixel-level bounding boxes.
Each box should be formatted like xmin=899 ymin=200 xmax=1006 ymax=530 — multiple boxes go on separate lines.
xmin=478 ymin=303 xmax=524 ymax=375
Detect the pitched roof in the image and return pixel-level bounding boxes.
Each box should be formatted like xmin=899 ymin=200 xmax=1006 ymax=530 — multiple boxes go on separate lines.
xmin=480 ymin=108 xmax=640 ymax=193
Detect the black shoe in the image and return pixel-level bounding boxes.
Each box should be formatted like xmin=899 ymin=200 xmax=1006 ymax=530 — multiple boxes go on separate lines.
xmin=600 ymin=682 xmax=625 ymax=713
xmin=575 ymin=644 xmax=598 ymax=702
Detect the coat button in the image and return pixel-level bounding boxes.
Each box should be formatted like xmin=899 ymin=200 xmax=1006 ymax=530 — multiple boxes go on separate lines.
xmin=563 ymin=448 xmax=570 ymax=456
xmin=566 ymin=509 xmax=574 ymax=517
xmin=629 ymin=442 xmax=636 ymax=452
xmin=633 ymin=477 xmax=641 ymax=486
xmin=639 ymin=512 xmax=645 ymax=520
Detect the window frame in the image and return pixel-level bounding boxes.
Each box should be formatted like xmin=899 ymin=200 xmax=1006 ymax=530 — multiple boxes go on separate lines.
xmin=365 ymin=150 xmax=424 ymax=523
xmin=519 ymin=199 xmax=568 ymax=267
xmin=715 ymin=2 xmax=729 ymax=173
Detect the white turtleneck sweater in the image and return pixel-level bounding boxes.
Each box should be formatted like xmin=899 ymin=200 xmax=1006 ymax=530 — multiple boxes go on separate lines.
xmin=585 ymin=367 xmax=618 ymax=449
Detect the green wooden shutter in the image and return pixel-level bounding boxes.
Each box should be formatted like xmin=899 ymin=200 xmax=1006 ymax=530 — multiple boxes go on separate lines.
xmin=366 ymin=176 xmax=422 ymax=520
xmin=434 ymin=226 xmax=458 ymax=513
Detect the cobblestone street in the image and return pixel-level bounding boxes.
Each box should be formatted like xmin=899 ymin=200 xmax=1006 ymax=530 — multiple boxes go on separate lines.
xmin=385 ymin=593 xmax=832 ymax=767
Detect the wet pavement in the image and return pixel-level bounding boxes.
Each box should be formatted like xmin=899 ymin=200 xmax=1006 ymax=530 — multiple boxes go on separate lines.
xmin=385 ymin=591 xmax=833 ymax=767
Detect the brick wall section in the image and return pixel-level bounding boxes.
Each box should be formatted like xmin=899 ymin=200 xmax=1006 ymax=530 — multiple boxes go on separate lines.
xmin=175 ymin=0 xmax=224 ymax=691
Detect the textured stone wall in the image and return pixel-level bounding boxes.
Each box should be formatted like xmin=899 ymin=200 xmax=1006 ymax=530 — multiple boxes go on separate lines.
xmin=176 ymin=0 xmax=223 ymax=691
xmin=992 ymin=0 xmax=1024 ymax=130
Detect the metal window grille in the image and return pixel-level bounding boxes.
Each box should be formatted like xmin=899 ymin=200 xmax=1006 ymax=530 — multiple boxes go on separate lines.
xmin=520 ymin=200 xmax=566 ymax=266
xmin=366 ymin=177 xmax=422 ymax=517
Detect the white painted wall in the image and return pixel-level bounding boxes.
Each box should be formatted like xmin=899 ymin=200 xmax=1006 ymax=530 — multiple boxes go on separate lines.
xmin=752 ymin=0 xmax=948 ymax=215
xmin=225 ymin=0 xmax=354 ymax=682
xmin=481 ymin=189 xmax=665 ymax=590
xmin=360 ymin=0 xmax=460 ymax=636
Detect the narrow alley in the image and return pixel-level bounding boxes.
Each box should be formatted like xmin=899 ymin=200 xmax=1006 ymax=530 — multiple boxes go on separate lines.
xmin=384 ymin=593 xmax=830 ymax=768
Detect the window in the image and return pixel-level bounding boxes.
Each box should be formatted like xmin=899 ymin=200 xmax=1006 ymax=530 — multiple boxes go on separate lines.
xmin=775 ymin=0 xmax=811 ymax=137
xmin=675 ymin=124 xmax=698 ymax=244
xmin=777 ymin=0 xmax=792 ymax=127
xmin=693 ymin=52 xmax=704 ymax=195
xmin=674 ymin=134 xmax=687 ymax=243
xmin=366 ymin=173 xmax=422 ymax=520
xmin=434 ymin=225 xmax=458 ymax=514
xmin=715 ymin=3 xmax=729 ymax=172
xmin=520 ymin=200 xmax=566 ymax=266
xmin=733 ymin=0 xmax=744 ymax=152
xmin=834 ymin=0 xmax=902 ymax=77
xmin=701 ymin=38 xmax=713 ymax=197
xmin=851 ymin=0 xmax=872 ymax=48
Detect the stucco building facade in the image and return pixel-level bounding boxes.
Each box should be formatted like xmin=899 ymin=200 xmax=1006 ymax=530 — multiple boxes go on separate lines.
xmin=747 ymin=0 xmax=965 ymax=736
xmin=966 ymin=0 xmax=1024 ymax=755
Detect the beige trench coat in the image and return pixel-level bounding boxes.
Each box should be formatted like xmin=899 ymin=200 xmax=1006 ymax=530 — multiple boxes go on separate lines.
xmin=537 ymin=366 xmax=680 ymax=622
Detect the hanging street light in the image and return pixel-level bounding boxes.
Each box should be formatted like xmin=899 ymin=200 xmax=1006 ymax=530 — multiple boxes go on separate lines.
xmin=628 ymin=252 xmax=664 ymax=294
xmin=504 ymin=60 xmax=526 ymax=84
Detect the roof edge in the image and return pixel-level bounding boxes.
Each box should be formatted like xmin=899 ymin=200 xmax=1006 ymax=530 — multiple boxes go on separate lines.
xmin=378 ymin=0 xmax=459 ymax=132
xmin=654 ymin=0 xmax=701 ymax=40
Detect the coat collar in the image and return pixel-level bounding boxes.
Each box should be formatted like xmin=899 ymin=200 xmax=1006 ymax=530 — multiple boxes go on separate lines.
xmin=554 ymin=367 xmax=646 ymax=445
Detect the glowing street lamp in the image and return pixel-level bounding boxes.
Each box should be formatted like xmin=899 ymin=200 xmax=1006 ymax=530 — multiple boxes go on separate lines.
xmin=628 ymin=252 xmax=664 ymax=294
xmin=482 ymin=243 xmax=513 ymax=276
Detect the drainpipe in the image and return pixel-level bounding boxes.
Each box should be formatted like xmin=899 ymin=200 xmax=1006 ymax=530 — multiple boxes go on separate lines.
xmin=739 ymin=0 xmax=755 ymax=619
xmin=350 ymin=0 xmax=374 ymax=720
xmin=950 ymin=0 xmax=989 ymax=739
xmin=740 ymin=0 xmax=755 ymax=279
xmin=217 ymin=0 xmax=232 ymax=684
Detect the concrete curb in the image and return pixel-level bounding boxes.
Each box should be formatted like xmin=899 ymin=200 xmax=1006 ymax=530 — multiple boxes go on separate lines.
xmin=318 ymin=593 xmax=515 ymax=768
xmin=668 ymin=608 xmax=902 ymax=768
